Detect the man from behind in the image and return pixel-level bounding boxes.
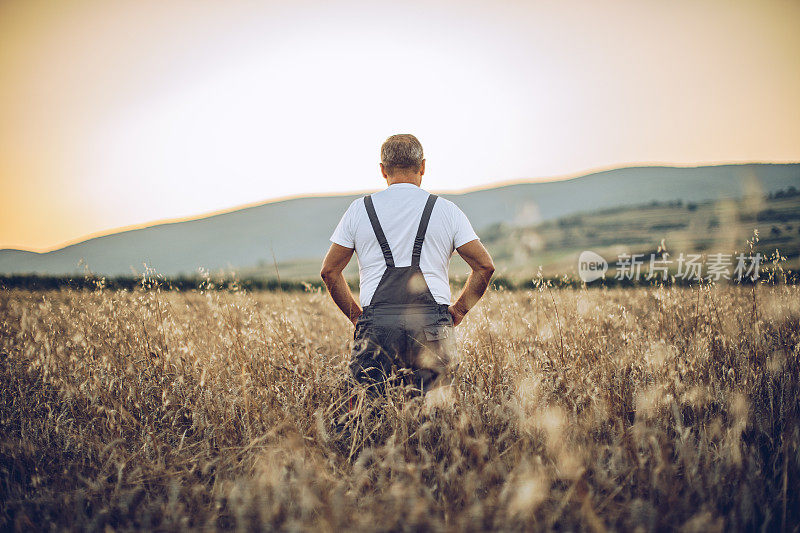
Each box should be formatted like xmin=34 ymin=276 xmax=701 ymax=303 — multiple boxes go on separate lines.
xmin=320 ymin=134 xmax=495 ymax=396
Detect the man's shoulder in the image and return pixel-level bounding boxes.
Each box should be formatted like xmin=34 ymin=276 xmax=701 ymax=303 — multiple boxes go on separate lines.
xmin=344 ymin=196 xmax=366 ymax=212
xmin=433 ymin=195 xmax=456 ymax=207
xmin=433 ymin=196 xmax=465 ymax=216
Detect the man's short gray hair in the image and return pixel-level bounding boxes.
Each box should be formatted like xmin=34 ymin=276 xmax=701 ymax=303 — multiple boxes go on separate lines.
xmin=381 ymin=134 xmax=424 ymax=175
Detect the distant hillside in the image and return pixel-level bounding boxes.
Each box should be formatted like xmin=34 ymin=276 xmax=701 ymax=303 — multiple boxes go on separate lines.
xmin=482 ymin=189 xmax=800 ymax=280
xmin=1 ymin=163 xmax=798 ymax=276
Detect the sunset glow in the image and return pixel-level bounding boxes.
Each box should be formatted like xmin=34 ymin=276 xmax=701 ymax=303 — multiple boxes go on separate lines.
xmin=1 ymin=0 xmax=798 ymax=251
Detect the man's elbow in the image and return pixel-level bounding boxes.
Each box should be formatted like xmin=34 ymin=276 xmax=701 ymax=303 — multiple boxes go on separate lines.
xmin=320 ymin=267 xmax=338 ymax=283
xmin=476 ymin=260 xmax=495 ymax=278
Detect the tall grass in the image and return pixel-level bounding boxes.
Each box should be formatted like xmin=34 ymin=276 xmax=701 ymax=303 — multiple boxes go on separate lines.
xmin=1 ymin=284 xmax=798 ymax=531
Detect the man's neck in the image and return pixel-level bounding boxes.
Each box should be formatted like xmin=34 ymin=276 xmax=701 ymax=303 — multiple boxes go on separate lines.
xmin=386 ymin=176 xmax=421 ymax=187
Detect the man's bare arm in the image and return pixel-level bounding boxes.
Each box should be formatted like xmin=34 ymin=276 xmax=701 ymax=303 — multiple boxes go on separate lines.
xmin=449 ymin=239 xmax=495 ymax=326
xmin=320 ymin=243 xmax=362 ymax=325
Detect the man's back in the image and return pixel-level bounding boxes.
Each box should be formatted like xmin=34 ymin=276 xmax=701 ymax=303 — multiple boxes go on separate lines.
xmin=330 ymin=183 xmax=478 ymax=307
xmin=320 ymin=133 xmax=494 ymax=396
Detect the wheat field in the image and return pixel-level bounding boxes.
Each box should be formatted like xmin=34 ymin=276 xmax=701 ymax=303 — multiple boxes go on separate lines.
xmin=1 ymin=284 xmax=798 ymax=531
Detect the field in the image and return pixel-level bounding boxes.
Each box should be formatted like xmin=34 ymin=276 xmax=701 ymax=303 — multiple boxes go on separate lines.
xmin=483 ymin=192 xmax=800 ymax=279
xmin=1 ymin=285 xmax=799 ymax=531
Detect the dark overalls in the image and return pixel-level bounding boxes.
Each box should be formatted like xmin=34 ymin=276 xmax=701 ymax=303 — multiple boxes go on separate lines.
xmin=349 ymin=193 xmax=456 ymax=396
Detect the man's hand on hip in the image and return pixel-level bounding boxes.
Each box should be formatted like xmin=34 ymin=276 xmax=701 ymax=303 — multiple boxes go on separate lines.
xmin=448 ymin=304 xmax=467 ymax=326
xmin=350 ymin=308 xmax=363 ymax=327
xmin=320 ymin=243 xmax=363 ymax=327
xmin=449 ymin=239 xmax=495 ymax=326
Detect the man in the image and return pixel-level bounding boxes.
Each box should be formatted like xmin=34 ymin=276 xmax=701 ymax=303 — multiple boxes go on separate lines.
xmin=320 ymin=134 xmax=495 ymax=396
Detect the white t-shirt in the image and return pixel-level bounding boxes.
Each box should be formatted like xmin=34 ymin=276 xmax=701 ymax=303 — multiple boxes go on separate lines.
xmin=329 ymin=183 xmax=480 ymax=307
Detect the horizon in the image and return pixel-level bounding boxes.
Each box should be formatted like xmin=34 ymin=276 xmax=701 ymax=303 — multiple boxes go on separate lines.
xmin=4 ymin=159 xmax=797 ymax=254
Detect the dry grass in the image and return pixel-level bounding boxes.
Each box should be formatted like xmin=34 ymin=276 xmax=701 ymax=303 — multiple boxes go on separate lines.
xmin=1 ymin=284 xmax=798 ymax=531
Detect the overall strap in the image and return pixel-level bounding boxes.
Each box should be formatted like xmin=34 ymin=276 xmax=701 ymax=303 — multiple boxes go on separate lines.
xmin=411 ymin=194 xmax=438 ymax=266
xmin=364 ymin=195 xmax=394 ymax=267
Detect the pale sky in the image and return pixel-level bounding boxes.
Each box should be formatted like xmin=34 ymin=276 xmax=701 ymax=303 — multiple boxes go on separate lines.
xmin=1 ymin=0 xmax=798 ymax=251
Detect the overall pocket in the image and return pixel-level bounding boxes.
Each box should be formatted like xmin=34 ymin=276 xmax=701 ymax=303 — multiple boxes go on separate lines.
xmin=415 ymin=320 xmax=456 ymax=374
xmin=423 ymin=324 xmax=450 ymax=341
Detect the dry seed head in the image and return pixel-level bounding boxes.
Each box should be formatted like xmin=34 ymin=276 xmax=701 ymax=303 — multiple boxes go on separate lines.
xmin=534 ymin=405 xmax=567 ymax=447
xmin=635 ymin=386 xmax=664 ymax=418
xmin=507 ymin=471 xmax=549 ymax=517
xmin=766 ymin=350 xmax=786 ymax=373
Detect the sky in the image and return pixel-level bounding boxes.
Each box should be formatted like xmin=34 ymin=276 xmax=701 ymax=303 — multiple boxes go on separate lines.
xmin=1 ymin=0 xmax=798 ymax=252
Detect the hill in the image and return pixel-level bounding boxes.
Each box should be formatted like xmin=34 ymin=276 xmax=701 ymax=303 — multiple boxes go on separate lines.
xmin=1 ymin=163 xmax=798 ymax=277
xmin=482 ymin=189 xmax=800 ymax=280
